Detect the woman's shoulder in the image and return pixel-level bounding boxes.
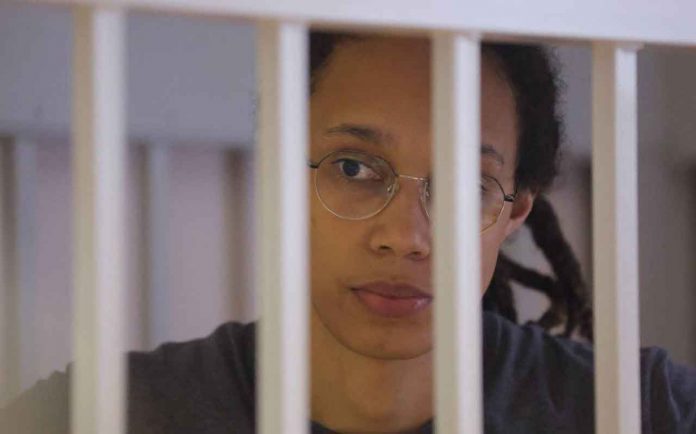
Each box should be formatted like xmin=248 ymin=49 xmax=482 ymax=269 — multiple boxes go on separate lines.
xmin=0 ymin=321 xmax=259 ymax=434
xmin=482 ymin=311 xmax=596 ymax=432
xmin=482 ymin=310 xmax=595 ymax=372
xmin=483 ymin=309 xmax=696 ymax=390
xmin=129 ymin=321 xmax=257 ymax=381
xmin=0 ymin=369 xmax=70 ymax=434
xmin=127 ymin=321 xmax=258 ymax=432
xmin=483 ymin=311 xmax=696 ymax=433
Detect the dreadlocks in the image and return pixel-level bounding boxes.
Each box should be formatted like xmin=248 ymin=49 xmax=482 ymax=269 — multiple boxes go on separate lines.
xmin=309 ymin=31 xmax=594 ymax=342
xmin=480 ymin=44 xmax=594 ymax=341
xmin=485 ymin=196 xmax=594 ymax=341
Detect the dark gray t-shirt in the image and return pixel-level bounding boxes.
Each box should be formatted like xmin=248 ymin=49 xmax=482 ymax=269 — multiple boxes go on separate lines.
xmin=2 ymin=312 xmax=695 ymax=433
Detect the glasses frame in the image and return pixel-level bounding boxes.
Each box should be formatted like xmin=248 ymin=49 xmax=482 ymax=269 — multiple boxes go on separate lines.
xmin=308 ymin=149 xmax=517 ymax=232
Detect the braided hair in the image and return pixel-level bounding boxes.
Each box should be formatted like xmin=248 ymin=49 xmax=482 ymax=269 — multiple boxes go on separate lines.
xmin=309 ymin=31 xmax=594 ymax=342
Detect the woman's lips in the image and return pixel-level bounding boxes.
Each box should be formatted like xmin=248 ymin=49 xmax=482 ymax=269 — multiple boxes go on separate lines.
xmin=351 ymin=282 xmax=432 ymax=318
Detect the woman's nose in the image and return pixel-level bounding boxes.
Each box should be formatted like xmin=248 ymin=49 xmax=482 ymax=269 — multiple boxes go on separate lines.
xmin=367 ymin=180 xmax=431 ymax=260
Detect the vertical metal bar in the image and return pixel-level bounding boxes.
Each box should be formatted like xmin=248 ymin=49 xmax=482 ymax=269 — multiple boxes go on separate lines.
xmin=125 ymin=143 xmax=148 ymax=352
xmin=0 ymin=138 xmax=19 ymax=407
xmin=0 ymin=139 xmax=8 ymax=406
xmin=71 ymin=6 xmax=127 ymax=434
xmin=225 ymin=149 xmax=257 ymax=322
xmin=432 ymin=32 xmax=483 ymax=434
xmin=256 ymin=21 xmax=309 ymax=434
xmin=145 ymin=144 xmax=170 ymax=348
xmin=13 ymin=140 xmax=39 ymax=392
xmin=592 ymin=42 xmax=641 ymax=434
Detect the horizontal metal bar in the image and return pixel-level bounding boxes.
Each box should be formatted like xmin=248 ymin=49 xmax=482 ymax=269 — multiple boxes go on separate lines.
xmin=22 ymin=0 xmax=696 ymax=46
xmin=0 ymin=123 xmax=253 ymax=151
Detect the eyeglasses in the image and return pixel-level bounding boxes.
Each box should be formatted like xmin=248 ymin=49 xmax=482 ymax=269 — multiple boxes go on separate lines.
xmin=308 ymin=149 xmax=516 ymax=232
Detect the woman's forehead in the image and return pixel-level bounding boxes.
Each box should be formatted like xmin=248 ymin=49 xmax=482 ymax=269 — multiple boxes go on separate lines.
xmin=311 ymin=37 xmax=432 ymax=129
xmin=309 ymin=36 xmax=519 ymax=174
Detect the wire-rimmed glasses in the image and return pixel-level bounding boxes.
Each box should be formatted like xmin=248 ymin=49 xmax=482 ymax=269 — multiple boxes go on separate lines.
xmin=308 ymin=149 xmax=516 ymax=232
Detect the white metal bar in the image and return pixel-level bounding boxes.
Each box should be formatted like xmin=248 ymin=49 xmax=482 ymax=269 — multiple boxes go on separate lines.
xmin=13 ymin=139 xmax=39 ymax=392
xmin=31 ymin=0 xmax=696 ymax=47
xmin=71 ymin=6 xmax=127 ymax=434
xmin=432 ymin=32 xmax=483 ymax=434
xmin=592 ymin=42 xmax=641 ymax=434
xmin=145 ymin=144 xmax=170 ymax=348
xmin=256 ymin=21 xmax=309 ymax=434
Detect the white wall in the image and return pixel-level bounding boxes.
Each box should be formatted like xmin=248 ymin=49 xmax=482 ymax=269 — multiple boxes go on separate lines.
xmin=0 ymin=4 xmax=256 ymax=144
xmin=636 ymin=47 xmax=696 ymax=363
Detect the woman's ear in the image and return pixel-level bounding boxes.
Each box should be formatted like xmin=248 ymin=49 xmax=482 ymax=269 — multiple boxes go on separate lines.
xmin=503 ymin=189 xmax=536 ymax=237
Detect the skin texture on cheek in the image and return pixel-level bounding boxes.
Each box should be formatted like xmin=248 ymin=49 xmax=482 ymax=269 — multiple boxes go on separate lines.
xmin=309 ymin=200 xmax=434 ymax=360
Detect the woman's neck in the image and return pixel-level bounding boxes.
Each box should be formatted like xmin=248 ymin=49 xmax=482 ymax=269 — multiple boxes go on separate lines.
xmin=310 ymin=309 xmax=433 ymax=433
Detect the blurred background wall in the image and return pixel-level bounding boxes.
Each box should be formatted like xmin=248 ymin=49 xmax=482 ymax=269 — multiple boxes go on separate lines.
xmin=1 ymin=2 xmax=694 ymax=407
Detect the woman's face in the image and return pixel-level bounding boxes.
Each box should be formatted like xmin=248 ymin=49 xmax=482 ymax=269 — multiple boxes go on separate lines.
xmin=309 ymin=36 xmax=534 ymax=360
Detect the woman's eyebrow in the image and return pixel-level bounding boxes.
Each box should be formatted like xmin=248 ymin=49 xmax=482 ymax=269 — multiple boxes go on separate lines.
xmin=324 ymin=123 xmax=505 ymax=166
xmin=324 ymin=123 xmax=395 ymax=148
xmin=481 ymin=143 xmax=505 ymax=167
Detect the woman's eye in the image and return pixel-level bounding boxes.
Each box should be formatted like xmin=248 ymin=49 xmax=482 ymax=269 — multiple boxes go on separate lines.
xmin=333 ymin=159 xmax=380 ymax=180
xmin=481 ymin=176 xmax=496 ymax=194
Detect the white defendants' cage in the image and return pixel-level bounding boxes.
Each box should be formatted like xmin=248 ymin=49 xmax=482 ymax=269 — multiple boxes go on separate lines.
xmin=2 ymin=0 xmax=696 ymax=433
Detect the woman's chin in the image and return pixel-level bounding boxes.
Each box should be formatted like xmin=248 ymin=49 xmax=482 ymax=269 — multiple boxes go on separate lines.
xmin=311 ymin=295 xmax=433 ymax=360
xmin=347 ymin=337 xmax=433 ymax=361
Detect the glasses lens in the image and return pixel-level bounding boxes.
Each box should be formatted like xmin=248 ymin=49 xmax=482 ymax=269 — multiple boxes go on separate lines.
xmin=315 ymin=151 xmax=395 ymax=219
xmin=313 ymin=151 xmax=508 ymax=230
xmin=420 ymin=180 xmax=431 ymax=219
xmin=481 ymin=176 xmax=505 ymax=231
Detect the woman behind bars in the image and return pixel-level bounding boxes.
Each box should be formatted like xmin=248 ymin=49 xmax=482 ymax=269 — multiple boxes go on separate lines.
xmin=2 ymin=32 xmax=695 ymax=434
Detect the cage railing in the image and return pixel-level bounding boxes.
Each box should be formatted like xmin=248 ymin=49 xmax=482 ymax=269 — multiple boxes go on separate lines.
xmin=6 ymin=0 xmax=696 ymax=433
